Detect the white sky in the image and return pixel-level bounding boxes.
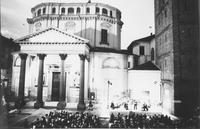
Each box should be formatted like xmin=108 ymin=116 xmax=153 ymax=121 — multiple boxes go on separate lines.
xmin=1 ymin=0 xmax=154 ymax=49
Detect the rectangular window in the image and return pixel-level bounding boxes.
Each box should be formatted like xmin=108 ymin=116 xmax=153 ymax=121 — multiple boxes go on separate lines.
xmin=100 ymin=29 xmax=108 ymax=44
xmin=61 ymin=8 xmax=65 ymax=14
xmin=165 ymin=34 xmax=167 ymax=42
xmin=164 ymin=59 xmax=167 ymax=67
xmin=139 ymin=46 xmax=145 ymax=55
xmin=43 ymin=8 xmax=46 ymax=14
xmin=128 ymin=62 xmax=130 ymax=68
xmin=95 ymin=7 xmax=99 ymax=14
xmin=52 ymin=8 xmax=56 ymax=14
xmin=164 ymin=9 xmax=167 ymax=17
xmin=110 ymin=11 xmax=112 ymax=17
xmin=86 ymin=7 xmax=90 ymax=14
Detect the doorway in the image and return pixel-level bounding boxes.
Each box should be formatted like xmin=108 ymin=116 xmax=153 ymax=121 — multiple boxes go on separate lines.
xmin=51 ymin=72 xmax=60 ymax=101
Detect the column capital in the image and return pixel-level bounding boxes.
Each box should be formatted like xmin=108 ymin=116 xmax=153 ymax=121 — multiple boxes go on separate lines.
xmin=37 ymin=54 xmax=46 ymax=60
xmin=19 ymin=53 xmax=28 ymax=60
xmin=79 ymin=54 xmax=86 ymax=60
xmin=59 ymin=54 xmax=68 ymax=60
xmin=86 ymin=56 xmax=90 ymax=62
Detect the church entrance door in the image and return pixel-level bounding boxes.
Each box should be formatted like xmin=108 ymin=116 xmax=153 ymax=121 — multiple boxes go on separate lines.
xmin=51 ymin=72 xmax=60 ymax=101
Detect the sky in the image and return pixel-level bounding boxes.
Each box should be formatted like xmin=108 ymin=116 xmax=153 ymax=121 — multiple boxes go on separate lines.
xmin=1 ymin=0 xmax=154 ymax=49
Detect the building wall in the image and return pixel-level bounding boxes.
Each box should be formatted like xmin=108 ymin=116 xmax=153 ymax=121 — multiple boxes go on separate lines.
xmin=89 ymin=52 xmax=128 ymax=105
xmin=131 ymin=39 xmax=155 ymax=65
xmin=128 ymin=70 xmax=161 ymax=110
xmin=155 ymin=0 xmax=199 ymax=116
xmin=0 ymin=36 xmax=19 ymax=100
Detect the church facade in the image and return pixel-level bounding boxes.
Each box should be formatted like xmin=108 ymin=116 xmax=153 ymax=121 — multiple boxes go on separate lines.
xmin=11 ymin=2 xmax=161 ymax=111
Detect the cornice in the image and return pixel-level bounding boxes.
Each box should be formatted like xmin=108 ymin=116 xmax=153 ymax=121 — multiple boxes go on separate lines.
xmin=18 ymin=42 xmax=86 ymax=45
xmin=28 ymin=15 xmax=120 ymax=25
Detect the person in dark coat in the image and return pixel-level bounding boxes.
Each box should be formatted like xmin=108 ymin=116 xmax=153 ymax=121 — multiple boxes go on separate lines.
xmin=88 ymin=100 xmax=93 ymax=110
xmin=124 ymin=103 xmax=128 ymax=110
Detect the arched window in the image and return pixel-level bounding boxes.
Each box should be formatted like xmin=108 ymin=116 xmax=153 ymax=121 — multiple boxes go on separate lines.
xmin=52 ymin=7 xmax=56 ymax=14
xmin=61 ymin=7 xmax=65 ymax=14
xmin=37 ymin=9 xmax=41 ymax=16
xmin=151 ymin=48 xmax=155 ymax=60
xmin=86 ymin=7 xmax=90 ymax=14
xmin=42 ymin=8 xmax=46 ymax=14
xmin=95 ymin=7 xmax=100 ymax=14
xmin=102 ymin=8 xmax=108 ymax=15
xmin=68 ymin=8 xmax=74 ymax=14
xmin=76 ymin=7 xmax=81 ymax=14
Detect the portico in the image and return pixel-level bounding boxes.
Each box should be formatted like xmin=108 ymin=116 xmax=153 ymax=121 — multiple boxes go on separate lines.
xmin=13 ymin=27 xmax=90 ymax=110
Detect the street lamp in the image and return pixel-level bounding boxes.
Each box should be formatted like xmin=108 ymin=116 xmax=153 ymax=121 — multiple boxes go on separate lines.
xmin=107 ymin=80 xmax=112 ymax=109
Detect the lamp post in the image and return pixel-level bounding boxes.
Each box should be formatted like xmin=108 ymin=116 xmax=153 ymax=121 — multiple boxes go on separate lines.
xmin=107 ymin=80 xmax=112 ymax=109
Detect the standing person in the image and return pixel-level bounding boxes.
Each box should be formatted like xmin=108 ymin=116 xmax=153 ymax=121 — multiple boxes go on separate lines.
xmin=124 ymin=103 xmax=128 ymax=110
xmin=143 ymin=103 xmax=148 ymax=111
xmin=134 ymin=101 xmax=137 ymax=110
xmin=88 ymin=100 xmax=93 ymax=110
xmin=110 ymin=102 xmax=115 ymax=110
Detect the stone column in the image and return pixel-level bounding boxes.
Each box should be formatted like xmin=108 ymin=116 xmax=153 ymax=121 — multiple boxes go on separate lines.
xmin=77 ymin=54 xmax=86 ymax=110
xmin=85 ymin=57 xmax=90 ymax=101
xmin=57 ymin=54 xmax=67 ymax=110
xmin=34 ymin=54 xmax=46 ymax=109
xmin=15 ymin=53 xmax=28 ymax=109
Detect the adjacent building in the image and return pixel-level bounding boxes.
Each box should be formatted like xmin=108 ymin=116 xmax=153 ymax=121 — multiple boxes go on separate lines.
xmin=127 ymin=34 xmax=155 ymax=66
xmin=154 ymin=0 xmax=199 ymax=117
xmin=0 ymin=35 xmax=19 ymax=93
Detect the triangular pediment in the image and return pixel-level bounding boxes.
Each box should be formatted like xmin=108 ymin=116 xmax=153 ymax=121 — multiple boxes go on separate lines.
xmin=15 ymin=27 xmax=89 ymax=44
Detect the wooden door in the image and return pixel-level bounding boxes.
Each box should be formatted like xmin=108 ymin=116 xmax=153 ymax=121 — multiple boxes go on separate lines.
xmin=51 ymin=72 xmax=60 ymax=101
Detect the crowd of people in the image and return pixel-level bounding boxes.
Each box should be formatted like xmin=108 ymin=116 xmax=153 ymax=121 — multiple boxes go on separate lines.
xmin=109 ymin=112 xmax=174 ymax=128
xmin=109 ymin=112 xmax=200 ymax=128
xmin=30 ymin=111 xmax=101 ymax=128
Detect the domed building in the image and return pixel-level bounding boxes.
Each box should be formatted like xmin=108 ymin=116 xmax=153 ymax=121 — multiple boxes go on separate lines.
xmin=12 ymin=1 xmax=161 ymax=111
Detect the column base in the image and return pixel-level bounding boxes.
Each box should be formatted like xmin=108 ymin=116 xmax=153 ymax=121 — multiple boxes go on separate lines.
xmin=77 ymin=102 xmax=86 ymax=110
xmin=57 ymin=101 xmax=66 ymax=110
xmin=15 ymin=100 xmax=25 ymax=109
xmin=34 ymin=101 xmax=44 ymax=109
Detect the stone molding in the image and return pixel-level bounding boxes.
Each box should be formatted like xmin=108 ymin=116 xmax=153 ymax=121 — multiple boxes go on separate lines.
xmin=29 ymin=15 xmax=119 ymax=25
